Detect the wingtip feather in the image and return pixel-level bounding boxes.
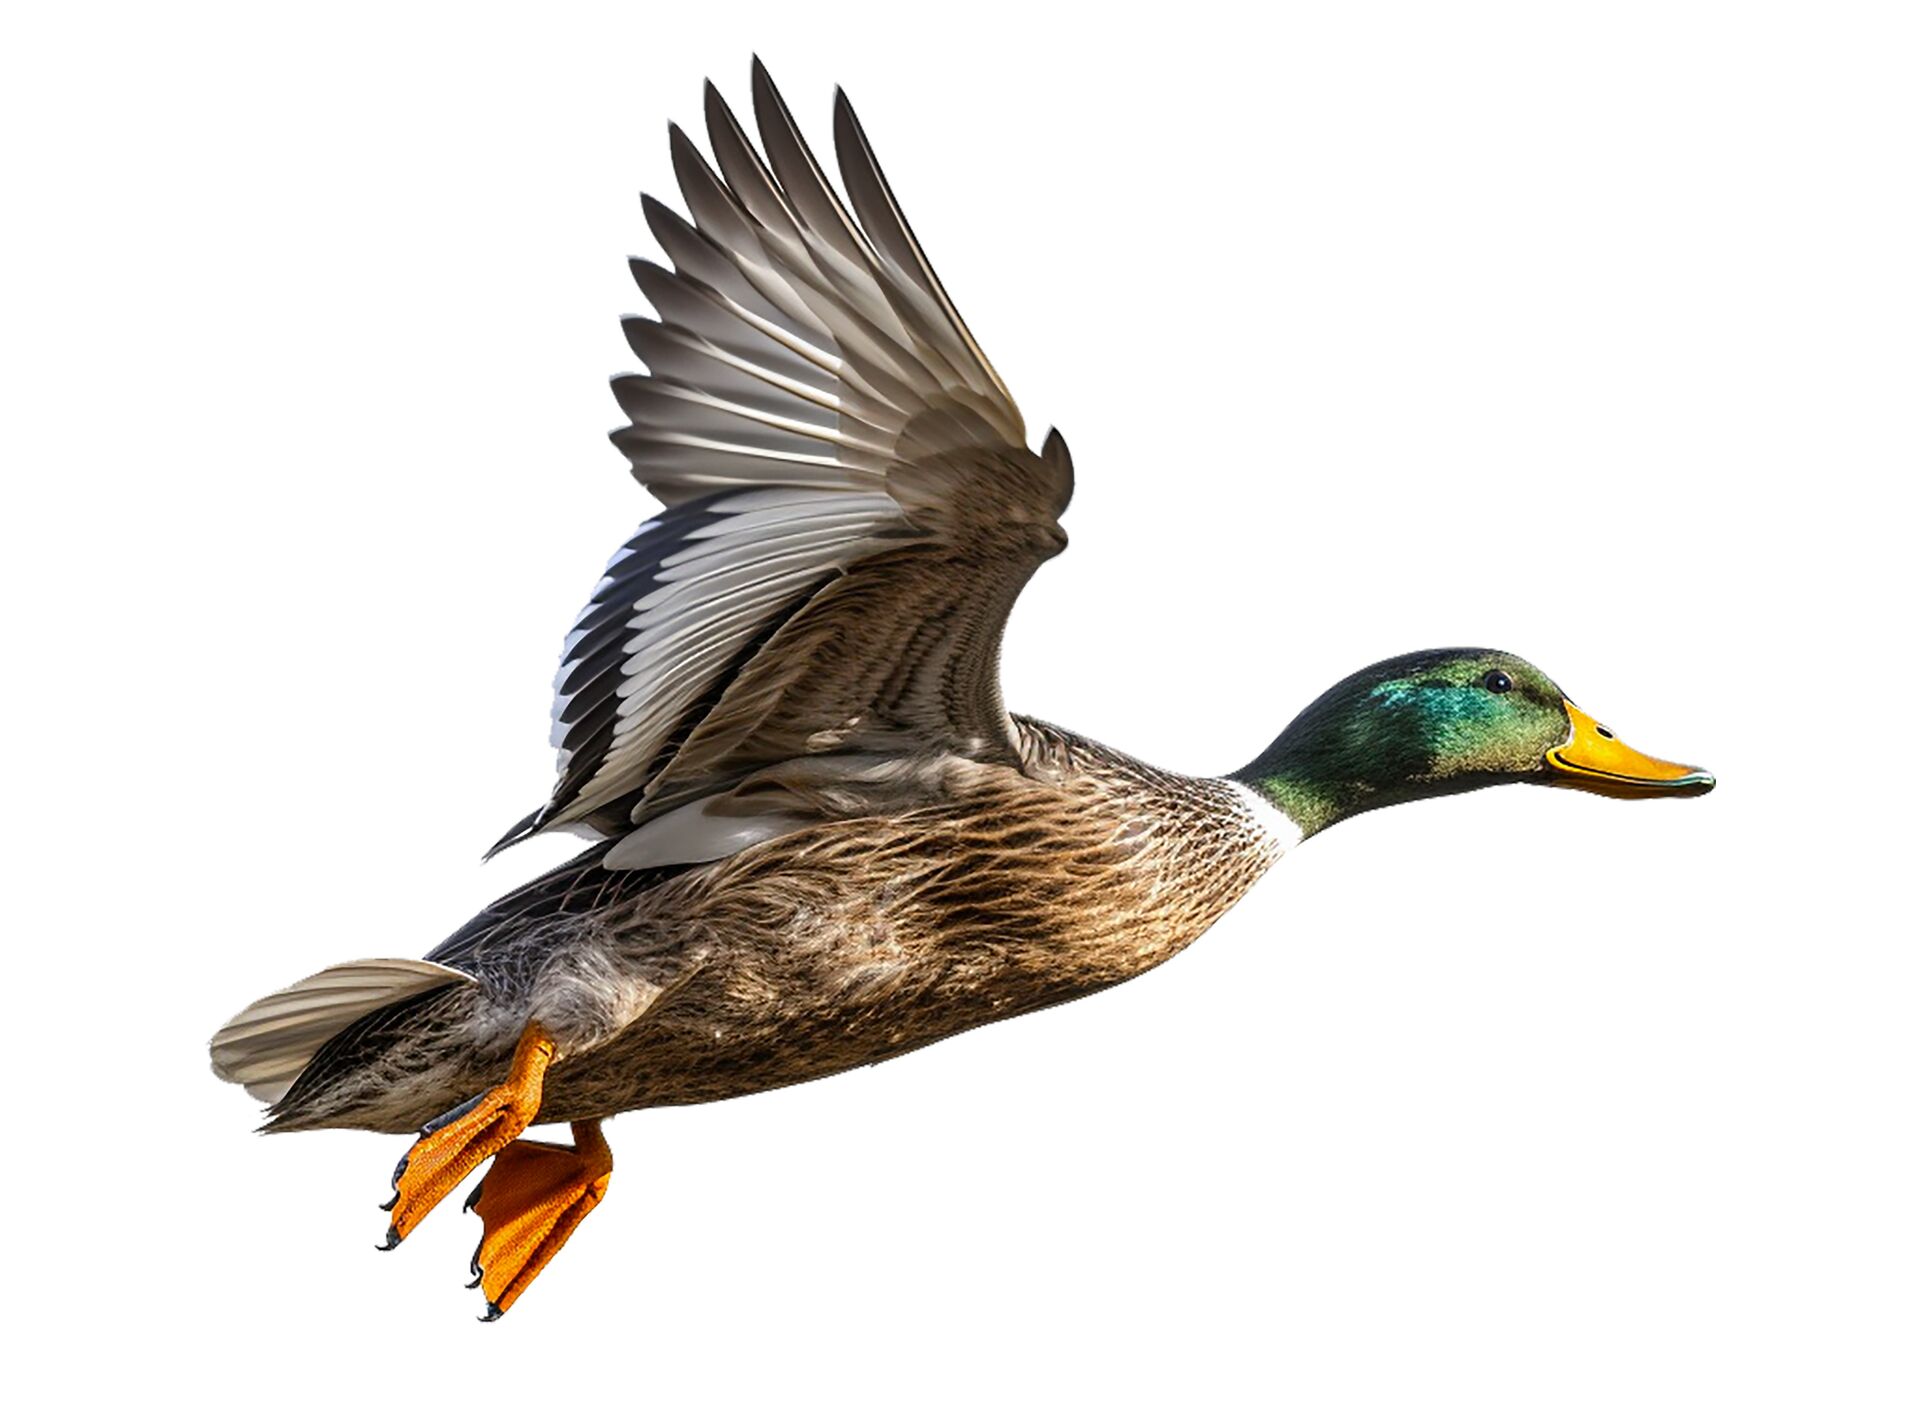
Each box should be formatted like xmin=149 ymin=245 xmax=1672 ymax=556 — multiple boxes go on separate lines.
xmin=484 ymin=807 xmax=545 ymax=859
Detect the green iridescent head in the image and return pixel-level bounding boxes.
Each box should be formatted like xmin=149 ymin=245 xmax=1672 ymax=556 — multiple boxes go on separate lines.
xmin=1234 ymin=648 xmax=1713 ymax=837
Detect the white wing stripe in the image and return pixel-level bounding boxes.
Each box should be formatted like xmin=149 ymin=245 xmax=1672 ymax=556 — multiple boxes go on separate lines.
xmin=542 ymin=489 xmax=899 ymax=823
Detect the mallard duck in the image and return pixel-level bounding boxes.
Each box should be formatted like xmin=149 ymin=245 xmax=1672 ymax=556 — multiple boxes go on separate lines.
xmin=210 ymin=62 xmax=1713 ymax=1320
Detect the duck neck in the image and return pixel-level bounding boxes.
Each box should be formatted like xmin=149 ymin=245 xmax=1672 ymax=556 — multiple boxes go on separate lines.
xmin=1229 ymin=700 xmax=1465 ymax=839
xmin=1230 ymin=759 xmax=1372 ymax=841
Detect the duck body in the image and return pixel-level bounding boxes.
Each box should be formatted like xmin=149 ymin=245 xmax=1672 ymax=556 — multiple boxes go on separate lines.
xmin=268 ymin=718 xmax=1294 ymax=1135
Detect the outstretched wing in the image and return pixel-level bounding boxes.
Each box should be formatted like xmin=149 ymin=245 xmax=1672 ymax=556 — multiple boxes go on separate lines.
xmin=494 ymin=62 xmax=1073 ymax=854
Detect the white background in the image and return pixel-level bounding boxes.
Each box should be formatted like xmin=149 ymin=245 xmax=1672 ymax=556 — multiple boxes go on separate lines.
xmin=5 ymin=2 xmax=1914 ymax=1419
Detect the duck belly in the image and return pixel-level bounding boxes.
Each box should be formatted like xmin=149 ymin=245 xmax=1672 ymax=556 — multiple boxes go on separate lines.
xmin=534 ymin=806 xmax=1269 ymax=1121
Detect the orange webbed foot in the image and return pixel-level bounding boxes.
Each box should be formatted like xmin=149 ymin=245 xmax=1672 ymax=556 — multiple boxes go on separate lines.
xmin=381 ymin=1023 xmax=554 ymax=1249
xmin=465 ymin=1120 xmax=612 ymax=1319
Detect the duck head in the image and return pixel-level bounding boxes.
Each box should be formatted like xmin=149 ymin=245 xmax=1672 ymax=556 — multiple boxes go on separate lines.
xmin=1234 ymin=648 xmax=1713 ymax=838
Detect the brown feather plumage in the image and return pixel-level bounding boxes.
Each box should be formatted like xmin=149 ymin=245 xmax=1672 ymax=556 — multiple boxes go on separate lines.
xmin=268 ymin=719 xmax=1285 ymax=1133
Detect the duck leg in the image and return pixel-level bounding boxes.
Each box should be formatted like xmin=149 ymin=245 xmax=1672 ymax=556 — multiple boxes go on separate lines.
xmin=463 ymin=1119 xmax=613 ymax=1319
xmin=382 ymin=1021 xmax=554 ymax=1249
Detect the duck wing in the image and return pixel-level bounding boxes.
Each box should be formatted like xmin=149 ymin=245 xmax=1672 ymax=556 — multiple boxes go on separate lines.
xmin=494 ymin=62 xmax=1073 ymax=854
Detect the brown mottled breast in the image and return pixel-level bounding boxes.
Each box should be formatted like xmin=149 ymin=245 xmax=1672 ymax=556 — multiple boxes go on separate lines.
xmin=537 ymin=719 xmax=1288 ymax=1121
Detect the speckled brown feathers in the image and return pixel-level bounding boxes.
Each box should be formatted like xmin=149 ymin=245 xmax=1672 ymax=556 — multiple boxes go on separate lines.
xmin=267 ymin=720 xmax=1285 ymax=1134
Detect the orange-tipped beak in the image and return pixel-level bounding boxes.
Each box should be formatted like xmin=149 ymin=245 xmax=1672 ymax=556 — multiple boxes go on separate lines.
xmin=1545 ymin=701 xmax=1715 ymax=797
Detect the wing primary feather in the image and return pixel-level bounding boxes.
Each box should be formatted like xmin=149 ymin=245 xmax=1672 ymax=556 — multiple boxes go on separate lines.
xmin=621 ymin=317 xmax=845 ymax=419
xmin=749 ymin=60 xmax=874 ymax=278
xmin=744 ymin=73 xmax=983 ymax=401
xmin=831 ymin=86 xmax=1020 ymax=436
xmin=703 ymin=79 xmax=807 ymax=249
xmin=667 ymin=123 xmax=767 ymax=263
xmin=628 ymin=259 xmax=840 ymax=382
xmin=640 ymin=194 xmax=811 ymax=342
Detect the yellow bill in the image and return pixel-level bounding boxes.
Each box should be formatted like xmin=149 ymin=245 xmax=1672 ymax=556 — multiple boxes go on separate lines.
xmin=1545 ymin=701 xmax=1715 ymax=797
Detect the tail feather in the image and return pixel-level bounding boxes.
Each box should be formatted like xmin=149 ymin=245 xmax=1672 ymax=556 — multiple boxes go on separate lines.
xmin=211 ymin=958 xmax=477 ymax=1107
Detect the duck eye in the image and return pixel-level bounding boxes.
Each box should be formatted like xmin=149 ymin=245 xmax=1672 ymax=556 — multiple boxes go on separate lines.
xmin=1482 ymin=670 xmax=1513 ymax=694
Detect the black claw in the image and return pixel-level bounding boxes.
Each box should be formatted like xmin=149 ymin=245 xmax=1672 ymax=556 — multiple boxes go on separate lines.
xmin=467 ymin=1243 xmax=485 ymax=1287
xmin=376 ymin=1225 xmax=401 ymax=1252
xmin=390 ymin=1154 xmax=411 ymax=1190
xmin=378 ymin=1191 xmax=399 ymax=1213
xmin=463 ymin=1181 xmax=485 ymax=1215
xmin=481 ymin=1302 xmax=504 ymax=1323
xmin=421 ymin=1092 xmax=487 ymax=1137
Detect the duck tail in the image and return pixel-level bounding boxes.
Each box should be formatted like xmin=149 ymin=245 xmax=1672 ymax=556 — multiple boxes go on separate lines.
xmin=210 ymin=958 xmax=476 ymax=1111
